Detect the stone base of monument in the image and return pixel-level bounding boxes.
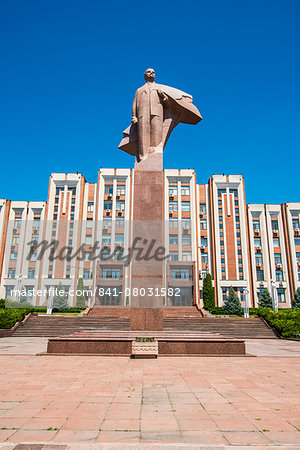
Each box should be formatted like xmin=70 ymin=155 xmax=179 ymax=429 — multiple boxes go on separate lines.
xmin=130 ymin=308 xmax=163 ymax=331
xmin=46 ymin=331 xmax=246 ymax=356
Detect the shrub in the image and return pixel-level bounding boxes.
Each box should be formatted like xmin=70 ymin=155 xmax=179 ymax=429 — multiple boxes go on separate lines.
xmin=257 ymin=307 xmax=300 ymax=338
xmin=0 ymin=308 xmax=33 ymax=329
xmin=76 ymin=278 xmax=86 ymax=309
xmin=292 ymin=288 xmax=300 ymax=309
xmin=53 ymin=283 xmax=69 ymax=311
xmin=203 ymin=273 xmax=215 ymax=310
xmin=223 ymin=287 xmax=243 ymax=316
xmin=258 ymin=289 xmax=273 ymax=308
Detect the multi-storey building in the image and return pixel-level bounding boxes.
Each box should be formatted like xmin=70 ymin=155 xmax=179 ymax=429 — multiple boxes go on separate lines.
xmin=0 ymin=169 xmax=299 ymax=309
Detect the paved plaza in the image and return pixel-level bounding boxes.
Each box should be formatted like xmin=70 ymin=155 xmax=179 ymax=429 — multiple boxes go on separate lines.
xmin=0 ymin=339 xmax=300 ymax=447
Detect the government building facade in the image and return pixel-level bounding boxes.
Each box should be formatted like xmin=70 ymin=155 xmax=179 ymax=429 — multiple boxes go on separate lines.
xmin=0 ymin=168 xmax=299 ymax=308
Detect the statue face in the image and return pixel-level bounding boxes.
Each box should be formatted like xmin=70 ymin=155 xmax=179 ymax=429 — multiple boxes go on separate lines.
xmin=144 ymin=68 xmax=155 ymax=82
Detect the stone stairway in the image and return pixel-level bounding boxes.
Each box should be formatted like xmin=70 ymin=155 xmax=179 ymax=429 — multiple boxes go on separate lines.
xmin=164 ymin=317 xmax=278 ymax=339
xmin=12 ymin=307 xmax=277 ymax=339
xmin=13 ymin=314 xmax=130 ymax=337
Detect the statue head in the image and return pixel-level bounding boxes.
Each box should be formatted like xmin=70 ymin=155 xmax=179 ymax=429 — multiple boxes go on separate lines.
xmin=144 ymin=68 xmax=155 ymax=82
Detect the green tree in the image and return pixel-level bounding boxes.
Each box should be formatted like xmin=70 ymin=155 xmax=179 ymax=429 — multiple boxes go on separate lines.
xmin=53 ymin=283 xmax=69 ymax=311
xmin=76 ymin=278 xmax=86 ymax=308
xmin=223 ymin=286 xmax=243 ymax=315
xmin=258 ymin=288 xmax=273 ymax=308
xmin=203 ymin=273 xmax=215 ymax=310
xmin=292 ymin=288 xmax=300 ymax=308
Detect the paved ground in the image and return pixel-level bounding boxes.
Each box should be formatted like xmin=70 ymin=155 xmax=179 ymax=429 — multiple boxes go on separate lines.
xmin=1 ymin=336 xmax=300 ymax=357
xmin=0 ymin=351 xmax=300 ymax=447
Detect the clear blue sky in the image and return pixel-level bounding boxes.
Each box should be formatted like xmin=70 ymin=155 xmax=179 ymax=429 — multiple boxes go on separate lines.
xmin=0 ymin=0 xmax=299 ymax=204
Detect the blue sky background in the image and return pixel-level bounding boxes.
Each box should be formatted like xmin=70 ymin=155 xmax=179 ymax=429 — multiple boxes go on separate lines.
xmin=0 ymin=0 xmax=299 ymax=204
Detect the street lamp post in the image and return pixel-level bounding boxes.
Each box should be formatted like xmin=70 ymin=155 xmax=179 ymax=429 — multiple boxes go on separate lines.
xmin=271 ymin=280 xmax=278 ymax=312
xmin=15 ymin=275 xmax=23 ymax=303
xmin=47 ymin=286 xmax=55 ymax=315
xmin=243 ymin=288 xmax=250 ymax=319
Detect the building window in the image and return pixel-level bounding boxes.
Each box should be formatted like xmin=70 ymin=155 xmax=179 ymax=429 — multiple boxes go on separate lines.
xmin=117 ymin=185 xmax=126 ymax=196
xmin=201 ymin=236 xmax=207 ymax=246
xmin=182 ymin=218 xmax=191 ymax=229
xmin=235 ymin=216 xmax=240 ymax=222
xmin=116 ymin=218 xmax=124 ymax=228
xmin=221 ymin=267 xmax=225 ymax=273
xmin=274 ymin=254 xmax=282 ymax=265
xmin=71 ymin=206 xmax=75 ymax=212
xmin=70 ymin=214 xmax=74 ymax=220
xmin=169 ymin=202 xmax=178 ymax=212
xmin=277 ymin=288 xmax=285 ymax=302
xmin=199 ymin=204 xmax=206 ymax=214
xmin=200 ymin=220 xmax=207 ymax=230
xmin=28 ymin=269 xmax=35 ymax=279
xmin=169 ymin=185 xmax=178 ymax=196
xmin=115 ymin=234 xmax=124 ymax=244
xmin=253 ymin=220 xmax=260 ymax=231
xmin=257 ymin=270 xmax=264 ymax=281
xmin=116 ymin=201 xmax=125 ymax=211
xmin=72 ymin=197 xmax=75 ymax=204
xmin=298 ymin=270 xmax=300 ymax=281
xmin=276 ymin=270 xmax=283 ymax=281
xmin=221 ymin=258 xmax=225 ymax=264
xmin=171 ymin=269 xmax=190 ymax=279
xmin=5 ymin=286 xmax=14 ymax=300
xmin=30 ymin=252 xmax=37 ymax=262
xmin=201 ymin=253 xmax=208 ymax=264
xmin=169 ymin=252 xmax=178 ymax=262
xmin=182 ymin=252 xmax=192 ymax=261
xmin=181 ymin=186 xmax=190 ymax=196
xmin=102 ymin=268 xmax=121 ymax=279
xmin=105 ymin=184 xmax=113 ymax=194
xmin=294 ymin=237 xmax=300 ymax=246
xmin=83 ymin=269 xmax=91 ymax=279
xmin=10 ymin=252 xmax=17 ymax=260
xmin=104 ymin=201 xmax=112 ymax=210
xmin=273 ymin=237 xmax=280 ymax=247
xmin=292 ymin=218 xmax=300 ymax=230
xmin=255 ymin=254 xmax=263 ymax=265
xmin=102 ymin=236 xmax=111 ymax=245
xmin=169 ymin=218 xmax=178 ymax=228
xmin=182 ymin=235 xmax=191 ymax=245
xmin=271 ymin=219 xmax=279 ymax=231
xmin=103 ymin=218 xmax=112 ymax=228
xmin=181 ymin=202 xmax=190 ymax=212
xmin=296 ymin=252 xmax=300 ymax=264
xmin=169 ymin=235 xmax=178 ymax=245
xmin=86 ymin=236 xmax=92 ymax=245
xmin=55 ymin=197 xmax=59 ymax=204
xmin=218 ymin=200 xmax=222 ymax=206
xmin=69 ymin=187 xmax=76 ymax=195
xmin=56 ymin=187 xmax=64 ymax=195
xmin=53 ymin=214 xmax=57 ymax=220
xmin=236 ymin=223 xmax=240 ymax=229
xmin=254 ymin=238 xmax=261 ymax=247
xmin=8 ymin=268 xmax=16 ymax=279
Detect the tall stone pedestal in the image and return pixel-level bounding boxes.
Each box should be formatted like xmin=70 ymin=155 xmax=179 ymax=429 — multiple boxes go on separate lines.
xmin=131 ymin=153 xmax=164 ymax=309
xmin=130 ymin=308 xmax=163 ymax=331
